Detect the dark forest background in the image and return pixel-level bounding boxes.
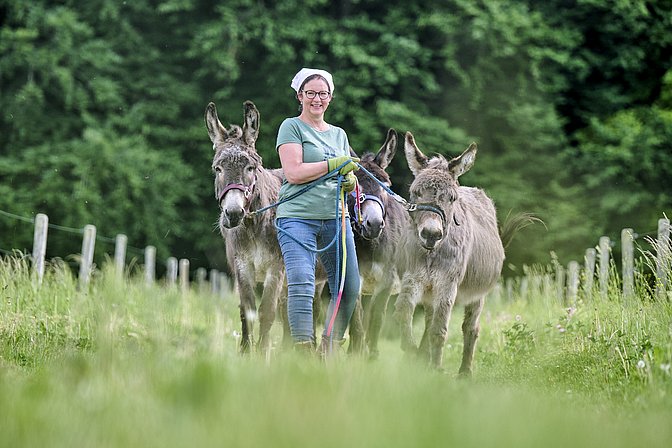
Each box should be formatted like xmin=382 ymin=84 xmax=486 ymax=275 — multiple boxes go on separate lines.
xmin=1 ymin=0 xmax=671 ymax=277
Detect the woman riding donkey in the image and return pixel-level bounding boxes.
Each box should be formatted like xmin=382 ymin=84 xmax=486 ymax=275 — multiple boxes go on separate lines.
xmin=275 ymin=68 xmax=361 ymax=355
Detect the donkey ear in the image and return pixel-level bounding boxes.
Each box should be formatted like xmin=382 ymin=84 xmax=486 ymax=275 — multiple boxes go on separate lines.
xmin=448 ymin=142 xmax=477 ymax=178
xmin=205 ymin=102 xmax=228 ymax=148
xmin=404 ymin=131 xmax=428 ymax=176
xmin=374 ymin=128 xmax=397 ymax=170
xmin=242 ymin=100 xmax=260 ymax=147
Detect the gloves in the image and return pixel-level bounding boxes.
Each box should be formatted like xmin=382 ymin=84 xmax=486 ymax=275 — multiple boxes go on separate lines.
xmin=327 ymin=155 xmax=360 ymax=175
xmin=341 ymin=172 xmax=357 ymax=193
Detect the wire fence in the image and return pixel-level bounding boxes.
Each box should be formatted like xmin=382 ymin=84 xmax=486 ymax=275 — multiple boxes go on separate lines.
xmin=0 ymin=208 xmax=230 ymax=297
xmin=498 ymin=217 xmax=671 ymax=304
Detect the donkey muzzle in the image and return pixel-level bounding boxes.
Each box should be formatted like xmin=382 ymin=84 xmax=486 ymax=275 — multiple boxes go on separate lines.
xmin=419 ymin=225 xmax=443 ymax=250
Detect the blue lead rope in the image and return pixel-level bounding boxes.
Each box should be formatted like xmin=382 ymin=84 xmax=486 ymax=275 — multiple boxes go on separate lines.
xmin=272 ymin=174 xmax=346 ymax=254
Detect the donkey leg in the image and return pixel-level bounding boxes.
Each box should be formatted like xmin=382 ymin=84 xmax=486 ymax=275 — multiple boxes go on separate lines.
xmin=417 ymin=303 xmax=434 ymax=360
xmin=348 ymin=294 xmax=367 ymax=355
xmin=236 ymin=275 xmax=256 ymax=354
xmin=366 ymin=285 xmax=393 ymax=359
xmin=257 ymin=270 xmax=284 ymax=357
xmin=459 ymin=297 xmax=485 ymax=376
xmin=393 ymin=279 xmax=421 ymax=353
xmin=428 ymin=286 xmax=457 ymax=370
xmin=278 ymin=281 xmax=292 ymax=348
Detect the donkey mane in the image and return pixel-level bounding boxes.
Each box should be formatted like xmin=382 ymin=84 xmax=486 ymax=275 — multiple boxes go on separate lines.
xmin=213 ymin=146 xmax=262 ymax=169
xmin=426 ymin=155 xmax=449 ymax=170
xmin=225 ymin=124 xmax=243 ymax=138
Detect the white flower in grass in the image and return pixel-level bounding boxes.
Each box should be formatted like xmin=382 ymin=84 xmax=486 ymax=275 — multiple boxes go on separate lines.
xmin=636 ymin=360 xmax=646 ymax=370
xmin=245 ymin=309 xmax=258 ymax=323
xmin=660 ymin=363 xmax=671 ymax=375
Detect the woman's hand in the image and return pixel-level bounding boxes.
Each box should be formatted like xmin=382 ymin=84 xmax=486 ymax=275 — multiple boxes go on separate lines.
xmin=327 ymin=156 xmax=360 ymax=175
xmin=341 ymin=172 xmax=357 ymax=192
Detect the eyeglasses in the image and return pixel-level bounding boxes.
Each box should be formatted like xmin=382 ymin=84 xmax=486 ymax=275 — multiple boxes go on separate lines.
xmin=302 ymin=90 xmax=331 ymax=100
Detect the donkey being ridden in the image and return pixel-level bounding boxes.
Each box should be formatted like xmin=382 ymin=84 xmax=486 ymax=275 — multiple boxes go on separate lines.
xmin=347 ymin=129 xmax=411 ymax=358
xmin=394 ymin=133 xmax=505 ymax=375
xmin=205 ymin=101 xmax=285 ymax=355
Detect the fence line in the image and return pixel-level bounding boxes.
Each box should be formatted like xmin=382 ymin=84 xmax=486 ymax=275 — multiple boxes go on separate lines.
xmin=5 ymin=209 xmax=669 ymax=305
xmin=0 ymin=209 xmax=228 ymax=297
xmin=504 ymin=217 xmax=671 ymax=304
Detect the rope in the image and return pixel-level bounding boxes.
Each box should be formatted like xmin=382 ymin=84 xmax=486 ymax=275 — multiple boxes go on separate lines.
xmin=325 ymin=188 xmax=348 ymax=349
xmin=272 ymin=173 xmax=346 ymax=254
xmin=266 ymin=162 xmax=353 ymax=353
xmin=354 ymin=163 xmax=410 ymax=208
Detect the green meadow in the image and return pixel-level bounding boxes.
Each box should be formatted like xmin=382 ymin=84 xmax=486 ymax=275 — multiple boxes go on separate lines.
xmin=1 ymin=256 xmax=671 ymax=448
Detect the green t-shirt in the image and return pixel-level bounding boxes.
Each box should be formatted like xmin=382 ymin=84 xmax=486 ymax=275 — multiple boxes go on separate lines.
xmin=276 ymin=117 xmax=350 ymax=219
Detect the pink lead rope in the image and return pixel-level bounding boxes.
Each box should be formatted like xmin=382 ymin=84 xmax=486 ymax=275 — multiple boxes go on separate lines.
xmin=325 ymin=186 xmax=348 ymax=348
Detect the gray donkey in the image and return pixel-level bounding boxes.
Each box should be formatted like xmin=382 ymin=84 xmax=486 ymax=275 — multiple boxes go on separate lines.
xmin=205 ymin=101 xmax=285 ymax=356
xmin=347 ymin=129 xmax=411 ymax=358
xmin=394 ymin=132 xmax=505 ymax=374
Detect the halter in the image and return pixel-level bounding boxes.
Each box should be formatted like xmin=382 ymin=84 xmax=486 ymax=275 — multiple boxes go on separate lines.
xmin=350 ymin=190 xmax=386 ymax=227
xmin=217 ymin=178 xmax=256 ymax=211
xmin=407 ymin=202 xmax=458 ymax=226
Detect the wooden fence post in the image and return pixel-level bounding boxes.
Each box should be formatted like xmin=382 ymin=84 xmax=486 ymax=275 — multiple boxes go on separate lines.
xmin=598 ymin=236 xmax=610 ymax=300
xmin=166 ymin=257 xmax=178 ymax=286
xmin=79 ymin=224 xmax=96 ymax=289
xmin=583 ymin=248 xmax=596 ymax=301
xmin=179 ymin=258 xmax=190 ymax=294
xmin=219 ymin=272 xmax=229 ymax=299
xmin=196 ymin=267 xmax=207 ymax=293
xmin=144 ymin=246 xmax=156 ymax=285
xmin=530 ymin=275 xmax=542 ymax=301
xmin=210 ymin=269 xmax=219 ymax=295
xmin=567 ymin=261 xmax=579 ymax=306
xmin=114 ymin=234 xmax=127 ymax=278
xmin=656 ymin=218 xmax=670 ymax=299
xmin=32 ymin=213 xmax=48 ymax=285
xmin=621 ymin=228 xmax=634 ymax=300
xmin=520 ymin=277 xmax=528 ymax=301
xmin=542 ymin=274 xmax=554 ymax=300
xmin=555 ymin=263 xmax=565 ymax=303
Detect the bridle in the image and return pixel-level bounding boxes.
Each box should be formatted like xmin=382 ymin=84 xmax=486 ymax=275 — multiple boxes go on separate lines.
xmin=407 ymin=202 xmax=459 ymax=226
xmin=217 ymin=174 xmax=257 ymax=211
xmin=350 ymin=190 xmax=386 ymax=228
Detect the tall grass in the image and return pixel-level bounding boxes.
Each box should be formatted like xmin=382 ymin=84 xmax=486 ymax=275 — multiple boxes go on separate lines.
xmin=1 ymin=256 xmax=671 ymax=448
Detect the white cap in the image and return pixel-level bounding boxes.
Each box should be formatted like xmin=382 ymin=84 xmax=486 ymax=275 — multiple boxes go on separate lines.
xmin=290 ymin=68 xmax=335 ymax=94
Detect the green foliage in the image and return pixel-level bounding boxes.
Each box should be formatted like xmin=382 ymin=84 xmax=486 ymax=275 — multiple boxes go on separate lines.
xmin=0 ymin=127 xmax=194 ymax=265
xmin=571 ymin=70 xmax=672 ymax=241
xmin=1 ymin=0 xmax=671 ymax=271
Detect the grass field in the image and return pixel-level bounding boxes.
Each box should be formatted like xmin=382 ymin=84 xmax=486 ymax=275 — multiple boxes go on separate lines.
xmin=1 ymin=256 xmax=671 ymax=448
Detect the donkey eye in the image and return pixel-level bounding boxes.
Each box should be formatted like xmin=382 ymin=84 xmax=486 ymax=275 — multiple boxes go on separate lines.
xmin=246 ymin=166 xmax=255 ymax=173
xmin=214 ymin=166 xmax=222 ymax=174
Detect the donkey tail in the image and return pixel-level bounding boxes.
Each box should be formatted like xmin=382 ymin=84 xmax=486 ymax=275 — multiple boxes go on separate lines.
xmin=499 ymin=211 xmax=546 ymax=249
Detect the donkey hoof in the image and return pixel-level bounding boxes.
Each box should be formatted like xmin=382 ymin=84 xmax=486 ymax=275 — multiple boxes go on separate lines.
xmin=458 ymin=367 xmax=473 ymax=378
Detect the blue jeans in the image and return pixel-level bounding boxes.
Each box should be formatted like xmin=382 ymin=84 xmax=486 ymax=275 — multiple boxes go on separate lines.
xmin=276 ymin=218 xmax=360 ymax=344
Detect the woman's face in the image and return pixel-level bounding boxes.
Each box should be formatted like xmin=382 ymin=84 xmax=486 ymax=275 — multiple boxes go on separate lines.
xmin=298 ymin=78 xmax=332 ymax=117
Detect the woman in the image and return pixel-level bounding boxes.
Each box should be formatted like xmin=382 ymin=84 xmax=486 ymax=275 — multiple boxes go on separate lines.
xmin=275 ymin=67 xmax=360 ymax=354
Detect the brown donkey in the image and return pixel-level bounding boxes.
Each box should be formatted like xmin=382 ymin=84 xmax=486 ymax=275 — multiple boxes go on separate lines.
xmin=394 ymin=133 xmax=505 ymax=374
xmin=347 ymin=129 xmax=411 ymax=358
xmin=205 ymin=101 xmax=285 ymax=356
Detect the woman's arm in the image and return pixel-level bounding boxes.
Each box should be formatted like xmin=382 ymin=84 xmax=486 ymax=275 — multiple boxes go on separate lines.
xmin=278 ymin=143 xmax=329 ymax=184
